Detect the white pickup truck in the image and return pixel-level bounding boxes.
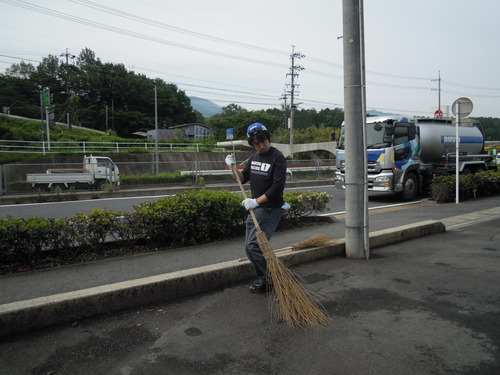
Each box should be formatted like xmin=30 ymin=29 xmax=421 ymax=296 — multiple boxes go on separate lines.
xmin=27 ymin=155 xmax=120 ymax=190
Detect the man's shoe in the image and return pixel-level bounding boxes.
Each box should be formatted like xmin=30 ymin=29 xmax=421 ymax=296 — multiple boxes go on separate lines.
xmin=249 ymin=279 xmax=267 ymax=294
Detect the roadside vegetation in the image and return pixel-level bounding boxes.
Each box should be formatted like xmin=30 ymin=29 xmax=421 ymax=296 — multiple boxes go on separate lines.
xmin=430 ymin=169 xmax=500 ymax=203
xmin=0 ymin=190 xmax=332 ymax=274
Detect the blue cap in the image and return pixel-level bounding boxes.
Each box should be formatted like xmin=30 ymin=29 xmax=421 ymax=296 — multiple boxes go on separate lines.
xmin=246 ymin=123 xmax=267 ymax=137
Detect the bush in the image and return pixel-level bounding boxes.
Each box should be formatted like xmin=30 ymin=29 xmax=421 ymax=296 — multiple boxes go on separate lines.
xmin=0 ymin=216 xmax=53 ymax=266
xmin=0 ymin=190 xmax=333 ymax=273
xmin=133 ymin=190 xmax=246 ymax=248
xmin=430 ymin=170 xmax=500 ymax=203
xmin=282 ymin=191 xmax=332 ymax=225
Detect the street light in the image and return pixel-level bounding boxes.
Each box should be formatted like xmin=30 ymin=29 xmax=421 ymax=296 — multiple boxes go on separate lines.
xmin=144 ymin=82 xmax=159 ymax=175
xmin=154 ymin=85 xmax=159 ymax=175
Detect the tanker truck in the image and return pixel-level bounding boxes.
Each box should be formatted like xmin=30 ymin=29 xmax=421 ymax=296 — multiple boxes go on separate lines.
xmin=334 ymin=116 xmax=491 ymax=200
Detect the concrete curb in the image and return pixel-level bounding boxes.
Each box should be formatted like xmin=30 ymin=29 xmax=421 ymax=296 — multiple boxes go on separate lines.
xmin=0 ymin=220 xmax=446 ymax=337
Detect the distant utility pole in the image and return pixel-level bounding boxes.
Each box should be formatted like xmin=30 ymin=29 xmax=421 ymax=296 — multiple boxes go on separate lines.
xmin=286 ymin=46 xmax=304 ymax=156
xmin=280 ymin=91 xmax=288 ymax=129
xmin=60 ymin=48 xmax=76 ymax=129
xmin=432 ymin=70 xmax=442 ymax=113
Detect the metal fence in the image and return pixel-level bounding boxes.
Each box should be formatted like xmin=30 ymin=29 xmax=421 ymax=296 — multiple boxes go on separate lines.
xmin=1 ymin=158 xmax=337 ymax=195
xmin=0 ymin=139 xmax=224 ymax=155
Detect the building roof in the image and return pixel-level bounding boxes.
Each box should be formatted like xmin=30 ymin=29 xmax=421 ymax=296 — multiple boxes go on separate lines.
xmin=169 ymin=122 xmax=213 ymax=130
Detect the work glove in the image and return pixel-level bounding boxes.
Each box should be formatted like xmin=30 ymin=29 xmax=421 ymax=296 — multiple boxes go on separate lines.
xmin=225 ymin=154 xmax=235 ymax=167
xmin=281 ymin=202 xmax=291 ymax=211
xmin=242 ymin=198 xmax=259 ymax=211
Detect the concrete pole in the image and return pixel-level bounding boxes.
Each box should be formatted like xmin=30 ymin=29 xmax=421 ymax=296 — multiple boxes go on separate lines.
xmin=455 ymin=102 xmax=460 ymax=204
xmin=342 ymin=0 xmax=369 ymax=259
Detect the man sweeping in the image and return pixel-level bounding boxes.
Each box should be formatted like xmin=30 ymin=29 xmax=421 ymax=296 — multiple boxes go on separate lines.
xmin=225 ymin=122 xmax=288 ymax=293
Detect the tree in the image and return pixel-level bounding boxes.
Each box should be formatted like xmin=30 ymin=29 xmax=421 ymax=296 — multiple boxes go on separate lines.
xmin=217 ymin=103 xmax=247 ymax=117
xmin=207 ymin=111 xmax=282 ymax=141
xmin=0 ymin=48 xmax=199 ymax=138
xmin=476 ymin=117 xmax=500 ymax=141
xmin=5 ymin=61 xmax=35 ymax=79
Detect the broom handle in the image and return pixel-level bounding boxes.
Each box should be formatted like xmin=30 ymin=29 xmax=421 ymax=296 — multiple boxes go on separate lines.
xmin=231 ymin=163 xmax=262 ymax=232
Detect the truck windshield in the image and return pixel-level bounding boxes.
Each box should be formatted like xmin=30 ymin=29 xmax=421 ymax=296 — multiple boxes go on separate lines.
xmin=97 ymin=159 xmax=109 ymax=168
xmin=366 ymin=122 xmax=390 ymax=149
xmin=337 ymin=128 xmax=345 ymax=150
xmin=337 ymin=122 xmax=390 ymax=150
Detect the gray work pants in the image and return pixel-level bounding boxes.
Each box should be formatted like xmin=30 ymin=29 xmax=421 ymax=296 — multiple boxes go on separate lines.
xmin=244 ymin=207 xmax=284 ymax=281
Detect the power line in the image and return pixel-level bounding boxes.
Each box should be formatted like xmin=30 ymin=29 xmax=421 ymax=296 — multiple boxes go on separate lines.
xmin=442 ymin=80 xmax=500 ymax=91
xmin=1 ymin=0 xmax=287 ymax=69
xmin=70 ymin=0 xmax=289 ymax=56
xmin=0 ymin=53 xmax=41 ymax=63
xmin=1 ymin=1 xmax=498 ymax=115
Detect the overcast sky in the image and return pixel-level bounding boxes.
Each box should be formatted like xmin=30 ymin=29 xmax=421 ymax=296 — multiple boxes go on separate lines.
xmin=1 ymin=0 xmax=499 ymax=118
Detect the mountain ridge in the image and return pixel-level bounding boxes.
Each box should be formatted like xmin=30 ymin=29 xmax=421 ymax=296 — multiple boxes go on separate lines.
xmin=189 ymin=97 xmax=223 ymax=118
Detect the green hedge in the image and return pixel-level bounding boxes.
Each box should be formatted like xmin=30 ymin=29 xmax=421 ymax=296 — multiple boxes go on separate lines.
xmin=430 ymin=170 xmax=500 ymax=203
xmin=0 ymin=190 xmax=332 ymax=272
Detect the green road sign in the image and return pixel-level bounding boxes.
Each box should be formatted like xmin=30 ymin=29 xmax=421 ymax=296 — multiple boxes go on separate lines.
xmin=41 ymin=90 xmax=50 ymax=107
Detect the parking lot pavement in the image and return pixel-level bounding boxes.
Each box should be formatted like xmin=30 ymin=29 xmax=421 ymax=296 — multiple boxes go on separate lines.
xmin=0 ymin=216 xmax=498 ymax=375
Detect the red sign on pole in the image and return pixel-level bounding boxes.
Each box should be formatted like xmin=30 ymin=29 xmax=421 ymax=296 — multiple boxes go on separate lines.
xmin=434 ymin=109 xmax=443 ymax=118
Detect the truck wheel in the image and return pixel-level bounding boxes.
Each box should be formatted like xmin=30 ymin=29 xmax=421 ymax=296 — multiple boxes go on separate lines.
xmin=96 ymin=181 xmax=106 ymax=191
xmin=400 ymin=173 xmax=418 ymax=201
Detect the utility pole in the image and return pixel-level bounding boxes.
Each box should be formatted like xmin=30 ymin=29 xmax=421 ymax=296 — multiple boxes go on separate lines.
xmin=286 ymin=46 xmax=304 ymax=157
xmin=432 ymin=71 xmax=442 ymax=113
xmin=111 ymin=99 xmax=115 ymax=131
xmin=343 ymin=0 xmax=369 ymax=259
xmin=280 ymin=92 xmax=288 ymax=129
xmin=60 ymin=48 xmax=76 ymax=129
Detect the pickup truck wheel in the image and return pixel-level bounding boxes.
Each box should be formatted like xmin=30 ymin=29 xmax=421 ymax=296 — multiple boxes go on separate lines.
xmin=400 ymin=173 xmax=418 ymax=201
xmin=96 ymin=181 xmax=106 ymax=191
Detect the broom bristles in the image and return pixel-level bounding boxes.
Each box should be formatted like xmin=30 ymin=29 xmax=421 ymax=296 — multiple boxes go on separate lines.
xmin=256 ymin=231 xmax=330 ymax=328
xmin=292 ymin=234 xmax=334 ymax=251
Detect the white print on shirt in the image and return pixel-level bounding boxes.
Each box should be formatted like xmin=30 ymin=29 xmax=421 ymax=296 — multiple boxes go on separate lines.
xmin=251 ymin=161 xmax=271 ymax=172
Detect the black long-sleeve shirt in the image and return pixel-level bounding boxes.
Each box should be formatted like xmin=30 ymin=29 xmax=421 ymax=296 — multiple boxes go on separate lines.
xmin=241 ymin=146 xmax=286 ymax=208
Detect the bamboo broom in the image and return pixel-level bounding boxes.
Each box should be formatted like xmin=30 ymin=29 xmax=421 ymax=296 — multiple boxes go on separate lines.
xmin=231 ymin=164 xmax=330 ymax=327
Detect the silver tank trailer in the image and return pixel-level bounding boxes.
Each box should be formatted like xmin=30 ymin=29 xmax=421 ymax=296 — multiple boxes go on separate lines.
xmin=417 ymin=121 xmax=484 ymax=164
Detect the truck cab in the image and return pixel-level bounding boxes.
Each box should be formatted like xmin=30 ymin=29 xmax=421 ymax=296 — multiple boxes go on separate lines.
xmin=84 ymin=156 xmax=120 ymax=188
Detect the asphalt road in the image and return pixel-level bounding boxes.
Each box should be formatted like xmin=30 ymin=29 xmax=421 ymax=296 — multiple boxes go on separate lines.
xmin=0 ymin=184 xmax=412 ymax=219
xmin=0 ymin=209 xmax=498 ymax=375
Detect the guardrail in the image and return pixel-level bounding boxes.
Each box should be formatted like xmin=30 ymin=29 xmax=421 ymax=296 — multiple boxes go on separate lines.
xmin=0 ymin=159 xmax=336 ymax=195
xmin=0 ymin=139 xmax=224 ymax=154
xmin=180 ymin=165 xmax=337 ymax=176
